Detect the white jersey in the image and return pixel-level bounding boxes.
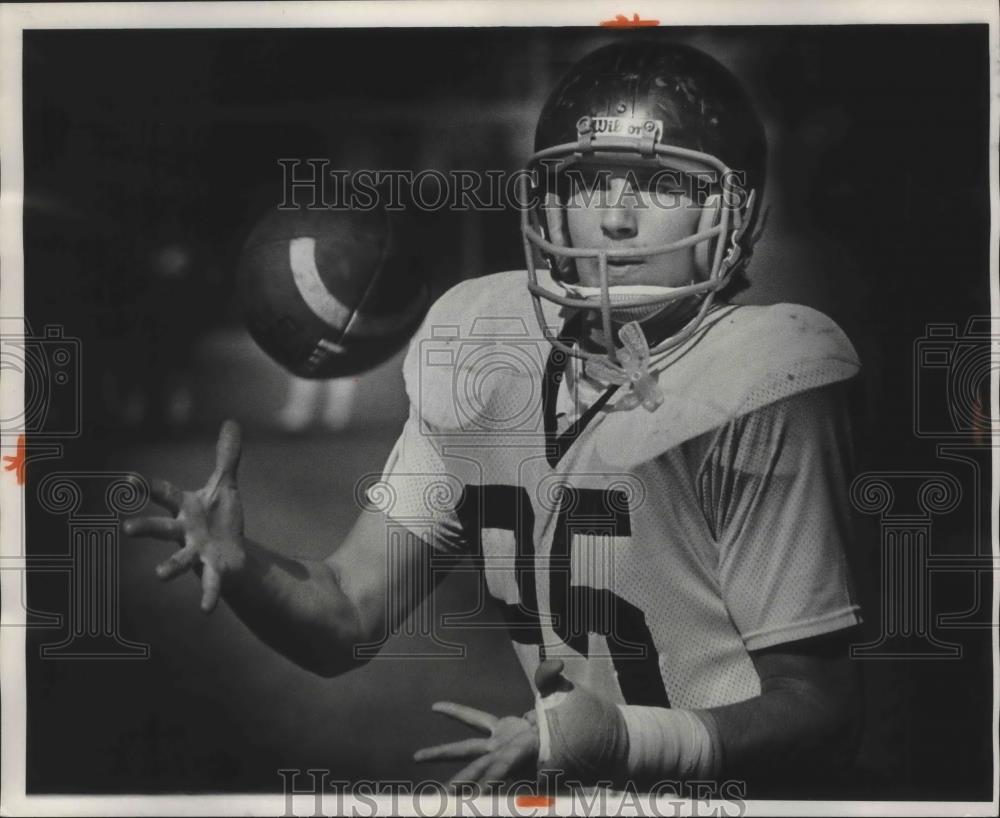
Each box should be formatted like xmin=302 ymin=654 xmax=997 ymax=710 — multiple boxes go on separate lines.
xmin=373 ymin=270 xmax=862 ymax=709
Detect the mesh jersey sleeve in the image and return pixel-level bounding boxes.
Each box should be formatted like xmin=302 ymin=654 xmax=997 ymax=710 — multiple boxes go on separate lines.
xmin=370 ymin=410 xmax=470 ymax=555
xmin=691 ymin=382 xmax=862 ymax=652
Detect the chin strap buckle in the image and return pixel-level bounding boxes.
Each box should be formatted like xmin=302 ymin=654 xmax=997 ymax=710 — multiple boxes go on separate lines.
xmin=584 ymin=321 xmax=665 ymax=412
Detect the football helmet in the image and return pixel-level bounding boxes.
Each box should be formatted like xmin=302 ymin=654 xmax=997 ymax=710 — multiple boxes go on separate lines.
xmin=520 ymin=41 xmax=767 ymax=382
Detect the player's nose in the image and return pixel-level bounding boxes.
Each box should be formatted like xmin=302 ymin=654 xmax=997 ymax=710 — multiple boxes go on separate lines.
xmin=601 ymin=179 xmax=638 ymax=240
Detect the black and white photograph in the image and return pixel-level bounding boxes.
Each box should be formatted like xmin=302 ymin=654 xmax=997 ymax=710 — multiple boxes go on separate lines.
xmin=0 ymin=2 xmax=997 ymax=815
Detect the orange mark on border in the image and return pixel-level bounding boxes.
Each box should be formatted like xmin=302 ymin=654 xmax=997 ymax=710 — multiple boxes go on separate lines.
xmin=515 ymin=795 xmax=554 ymax=808
xmin=3 ymin=434 xmax=26 ymax=485
xmin=601 ymin=13 xmax=660 ymax=27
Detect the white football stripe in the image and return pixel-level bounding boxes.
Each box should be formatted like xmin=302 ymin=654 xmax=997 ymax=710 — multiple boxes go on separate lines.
xmin=289 ymin=235 xmax=428 ymax=338
xmin=290 ymin=237 xmax=351 ymax=326
xmin=317 ymin=337 xmax=346 ymax=354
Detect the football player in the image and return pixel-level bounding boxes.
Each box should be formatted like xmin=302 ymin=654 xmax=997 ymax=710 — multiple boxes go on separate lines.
xmin=125 ymin=41 xmax=863 ymax=795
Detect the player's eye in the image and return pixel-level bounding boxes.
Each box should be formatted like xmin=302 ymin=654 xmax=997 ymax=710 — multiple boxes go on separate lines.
xmin=565 ymin=168 xmax=612 ymax=196
xmin=647 ymin=169 xmax=691 ymax=197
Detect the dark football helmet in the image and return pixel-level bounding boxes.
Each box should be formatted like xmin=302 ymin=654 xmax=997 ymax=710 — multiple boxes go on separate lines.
xmin=520 ymin=41 xmax=767 ymax=372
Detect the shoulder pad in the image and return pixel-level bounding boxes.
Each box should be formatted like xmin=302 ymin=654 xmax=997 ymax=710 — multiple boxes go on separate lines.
xmin=400 ymin=271 xmax=554 ymax=432
xmin=595 ymin=303 xmax=861 ymax=467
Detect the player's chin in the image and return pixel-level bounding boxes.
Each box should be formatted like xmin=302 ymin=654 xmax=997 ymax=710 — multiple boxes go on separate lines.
xmin=574 ymin=262 xmax=645 ymax=286
xmin=576 ymin=261 xmax=692 ymax=289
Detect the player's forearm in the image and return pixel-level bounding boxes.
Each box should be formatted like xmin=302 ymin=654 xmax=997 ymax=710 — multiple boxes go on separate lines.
xmin=617 ymin=663 xmax=860 ymax=790
xmin=221 ymin=538 xmax=367 ymax=678
xmin=700 ymin=671 xmax=861 ymax=785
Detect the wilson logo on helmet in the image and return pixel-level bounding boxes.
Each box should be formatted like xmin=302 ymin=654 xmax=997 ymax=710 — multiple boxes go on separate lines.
xmin=579 ymin=116 xmax=664 ymax=141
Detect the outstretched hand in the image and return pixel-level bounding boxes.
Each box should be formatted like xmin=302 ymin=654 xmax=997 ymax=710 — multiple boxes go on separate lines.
xmin=413 ymin=702 xmax=539 ymax=791
xmin=124 ymin=419 xmax=246 ymax=613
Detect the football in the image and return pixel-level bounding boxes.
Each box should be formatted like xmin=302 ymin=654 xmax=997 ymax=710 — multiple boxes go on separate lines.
xmin=237 ymin=205 xmax=429 ymax=378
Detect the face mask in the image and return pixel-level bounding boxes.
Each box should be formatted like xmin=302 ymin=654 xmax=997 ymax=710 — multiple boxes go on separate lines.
xmin=559 ymin=282 xmax=693 ymax=323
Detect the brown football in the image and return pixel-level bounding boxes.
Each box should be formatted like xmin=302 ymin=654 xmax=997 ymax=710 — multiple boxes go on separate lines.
xmin=238 ymin=206 xmax=428 ymax=378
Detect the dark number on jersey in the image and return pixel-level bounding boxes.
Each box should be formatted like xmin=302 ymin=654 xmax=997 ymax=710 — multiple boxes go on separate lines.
xmin=457 ymin=484 xmax=670 ymax=707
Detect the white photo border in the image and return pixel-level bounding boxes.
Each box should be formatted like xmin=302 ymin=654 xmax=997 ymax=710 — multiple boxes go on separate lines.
xmin=1 ymin=2 xmax=997 ymax=816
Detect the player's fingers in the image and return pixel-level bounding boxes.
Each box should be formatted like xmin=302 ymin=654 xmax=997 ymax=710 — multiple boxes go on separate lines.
xmin=200 ymin=563 xmax=222 ymax=614
xmin=122 ymin=516 xmax=183 ymax=541
xmin=447 ymin=755 xmax=494 ymax=789
xmin=431 ymin=702 xmax=499 ymax=734
xmin=413 ymin=738 xmax=491 ymax=763
xmin=155 ymin=546 xmax=198 ymax=581
xmin=481 ymin=756 xmax=518 ymax=790
xmin=480 ymin=731 xmax=534 ymax=785
xmin=213 ymin=419 xmax=242 ymax=484
xmin=149 ymin=478 xmax=184 ymax=515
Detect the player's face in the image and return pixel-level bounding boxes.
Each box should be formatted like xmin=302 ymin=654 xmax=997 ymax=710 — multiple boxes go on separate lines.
xmin=562 ymin=167 xmax=704 ymax=288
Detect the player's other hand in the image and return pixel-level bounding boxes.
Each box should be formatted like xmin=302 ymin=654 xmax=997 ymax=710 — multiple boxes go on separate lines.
xmin=413 ymin=702 xmax=540 ymax=792
xmin=124 ymin=419 xmax=246 ymax=614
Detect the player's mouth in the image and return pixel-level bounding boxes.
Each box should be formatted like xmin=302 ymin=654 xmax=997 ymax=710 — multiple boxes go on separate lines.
xmin=605 ymin=257 xmax=645 ymax=280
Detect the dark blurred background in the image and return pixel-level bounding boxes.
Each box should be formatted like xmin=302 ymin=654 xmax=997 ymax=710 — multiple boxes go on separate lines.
xmin=20 ymin=26 xmax=992 ymax=799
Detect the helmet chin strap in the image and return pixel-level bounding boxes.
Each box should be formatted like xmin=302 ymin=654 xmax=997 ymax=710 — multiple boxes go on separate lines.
xmin=557 ymin=276 xmax=707 ymax=413
xmin=581 ymin=321 xmax=666 ymax=412
xmin=556 ymin=278 xmax=689 ymax=413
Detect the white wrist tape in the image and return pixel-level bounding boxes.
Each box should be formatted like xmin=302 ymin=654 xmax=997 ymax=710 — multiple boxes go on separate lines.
xmin=617 ymin=705 xmax=721 ymax=781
